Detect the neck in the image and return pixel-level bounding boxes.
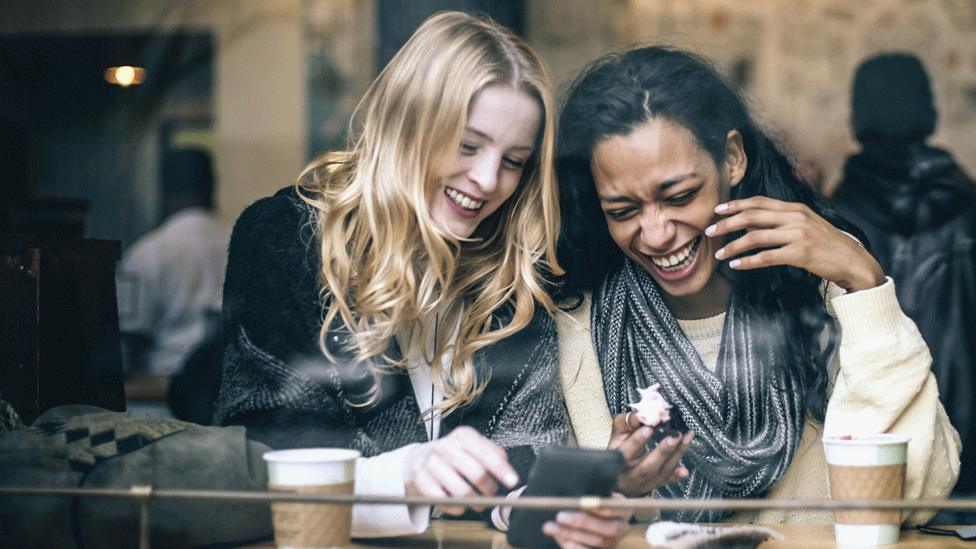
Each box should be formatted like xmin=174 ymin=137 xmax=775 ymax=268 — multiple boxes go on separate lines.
xmin=664 ymin=271 xmax=731 ymax=320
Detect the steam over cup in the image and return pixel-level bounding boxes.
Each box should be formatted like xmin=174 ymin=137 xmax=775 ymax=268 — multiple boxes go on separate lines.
xmin=264 ymin=448 xmax=361 ymax=549
xmin=822 ymin=434 xmax=910 ymax=546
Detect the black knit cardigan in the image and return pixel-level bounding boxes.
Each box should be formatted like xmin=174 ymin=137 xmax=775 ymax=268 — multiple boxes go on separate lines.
xmin=213 ymin=188 xmax=567 ymax=478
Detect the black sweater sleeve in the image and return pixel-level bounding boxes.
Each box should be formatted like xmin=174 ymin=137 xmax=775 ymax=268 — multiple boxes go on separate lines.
xmin=213 ymin=189 xmax=360 ymax=449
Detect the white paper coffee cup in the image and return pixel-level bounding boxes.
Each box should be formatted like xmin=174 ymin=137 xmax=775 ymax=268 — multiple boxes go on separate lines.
xmin=822 ymin=434 xmax=910 ymax=546
xmin=264 ymin=448 xmax=361 ymax=549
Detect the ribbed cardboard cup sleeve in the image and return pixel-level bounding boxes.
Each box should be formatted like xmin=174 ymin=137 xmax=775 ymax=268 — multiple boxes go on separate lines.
xmin=827 ymin=463 xmax=905 ymax=525
xmin=269 ymin=481 xmax=354 ymax=548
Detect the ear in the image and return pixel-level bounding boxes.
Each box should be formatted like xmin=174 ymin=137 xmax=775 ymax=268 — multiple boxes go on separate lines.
xmin=724 ymin=129 xmax=747 ymax=187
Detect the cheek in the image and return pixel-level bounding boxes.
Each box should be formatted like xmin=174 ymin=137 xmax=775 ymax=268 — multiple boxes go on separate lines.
xmin=606 ymin=221 xmax=634 ymax=250
xmin=498 ymin=174 xmax=522 ymax=203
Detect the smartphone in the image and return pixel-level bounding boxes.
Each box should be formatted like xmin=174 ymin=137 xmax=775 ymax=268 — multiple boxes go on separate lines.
xmin=506 ymin=446 xmax=625 ymax=549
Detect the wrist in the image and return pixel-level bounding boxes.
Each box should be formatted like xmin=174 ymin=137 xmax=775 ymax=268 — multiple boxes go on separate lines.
xmin=850 ymin=262 xmax=886 ymax=292
xmin=836 ymin=251 xmax=885 ymax=293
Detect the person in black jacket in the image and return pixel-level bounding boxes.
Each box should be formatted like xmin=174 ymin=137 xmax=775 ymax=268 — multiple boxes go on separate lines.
xmin=832 ymin=52 xmax=976 ymax=495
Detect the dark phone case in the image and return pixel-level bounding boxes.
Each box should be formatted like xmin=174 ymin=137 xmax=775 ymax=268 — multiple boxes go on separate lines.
xmin=506 ymin=447 xmax=625 ymax=549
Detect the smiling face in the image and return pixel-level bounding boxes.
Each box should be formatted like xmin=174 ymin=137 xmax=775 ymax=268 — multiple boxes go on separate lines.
xmin=591 ymin=117 xmax=746 ymax=319
xmin=429 ymin=84 xmax=542 ymax=239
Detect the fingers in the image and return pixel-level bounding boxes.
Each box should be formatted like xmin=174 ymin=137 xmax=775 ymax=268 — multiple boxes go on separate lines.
xmin=667 ymin=465 xmax=690 ymax=484
xmin=544 ymin=510 xmax=630 ymax=549
xmin=609 ymin=412 xmax=641 ymax=440
xmin=422 ymin=452 xmax=486 ymax=513
xmin=714 ymin=195 xmax=807 ymax=216
xmin=609 ymin=425 xmax=653 ymax=461
xmin=657 ymin=431 xmax=693 ymax=483
xmin=587 ymin=493 xmax=634 ymax=521
xmin=616 ymin=431 xmax=695 ymax=495
xmin=410 ymin=464 xmax=465 ymax=515
xmin=439 ymin=442 xmax=499 ymax=498
xmin=715 ymin=197 xmax=886 ymax=289
xmin=726 ymin=247 xmax=793 ymax=270
xmin=708 ymin=208 xmax=811 ymax=242
xmin=450 ymin=427 xmax=519 ymax=488
xmin=407 ymin=427 xmax=517 ymax=516
xmin=713 ymin=228 xmax=798 ymax=261
xmin=627 ymin=435 xmax=685 ymax=488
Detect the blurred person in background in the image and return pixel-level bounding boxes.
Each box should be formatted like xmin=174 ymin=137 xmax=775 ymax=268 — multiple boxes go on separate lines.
xmin=118 ymin=148 xmax=230 ymax=416
xmin=214 ymin=11 xmax=630 ymax=546
xmin=555 ymin=45 xmax=959 ymax=526
xmin=832 ymin=52 xmax=976 ymax=500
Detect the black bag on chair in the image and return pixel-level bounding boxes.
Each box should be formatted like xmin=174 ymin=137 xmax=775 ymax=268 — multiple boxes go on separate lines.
xmin=0 ymin=405 xmax=273 ymax=548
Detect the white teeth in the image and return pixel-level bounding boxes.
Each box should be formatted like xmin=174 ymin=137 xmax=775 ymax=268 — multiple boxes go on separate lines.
xmin=445 ymin=188 xmax=484 ymax=210
xmin=650 ymin=237 xmax=700 ymax=270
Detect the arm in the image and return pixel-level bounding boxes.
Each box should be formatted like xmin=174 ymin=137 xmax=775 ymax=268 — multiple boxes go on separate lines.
xmin=217 ymin=192 xmax=521 ymax=537
xmin=826 ymin=278 xmax=961 ymax=525
xmin=216 ymin=194 xmax=425 ymax=536
xmin=699 ymin=196 xmax=959 ymax=524
xmin=215 ymin=192 xmax=353 ymax=447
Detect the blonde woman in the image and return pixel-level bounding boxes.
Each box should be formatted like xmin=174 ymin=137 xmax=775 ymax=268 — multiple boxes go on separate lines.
xmin=214 ymin=12 xmax=629 ymax=546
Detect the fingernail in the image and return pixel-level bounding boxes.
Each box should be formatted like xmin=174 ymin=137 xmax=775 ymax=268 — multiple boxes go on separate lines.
xmin=640 ymin=426 xmax=653 ymax=438
xmin=715 ymin=203 xmax=729 ymax=213
xmin=729 ymin=259 xmax=741 ymax=268
xmin=714 ymin=247 xmax=725 ymax=259
xmin=705 ymin=224 xmax=717 ymax=236
xmin=556 ymin=511 xmax=570 ymax=523
xmin=543 ymin=522 xmax=558 ymax=535
xmin=504 ymin=472 xmax=519 ymax=487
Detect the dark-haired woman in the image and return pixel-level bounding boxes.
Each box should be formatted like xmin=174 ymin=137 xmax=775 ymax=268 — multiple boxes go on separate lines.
xmin=554 ymin=45 xmax=959 ymax=526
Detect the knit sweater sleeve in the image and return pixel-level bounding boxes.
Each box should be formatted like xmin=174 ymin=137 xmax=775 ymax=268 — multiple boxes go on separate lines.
xmin=214 ymin=190 xmax=358 ymax=449
xmin=825 ymin=277 xmax=961 ymax=525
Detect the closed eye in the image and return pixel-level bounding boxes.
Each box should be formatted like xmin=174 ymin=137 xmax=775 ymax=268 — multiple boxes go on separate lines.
xmin=665 ymin=189 xmax=698 ymax=206
xmin=604 ymin=208 xmax=637 ymax=221
xmin=459 ymin=141 xmax=478 ymax=155
xmin=502 ymin=155 xmax=528 ymax=170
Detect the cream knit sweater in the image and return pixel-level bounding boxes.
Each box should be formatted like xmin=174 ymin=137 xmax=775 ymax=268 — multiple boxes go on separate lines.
xmin=557 ymin=278 xmax=960 ymax=525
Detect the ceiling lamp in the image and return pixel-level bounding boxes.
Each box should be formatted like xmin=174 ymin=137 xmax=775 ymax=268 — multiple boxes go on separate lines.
xmin=104 ymin=66 xmax=146 ymax=87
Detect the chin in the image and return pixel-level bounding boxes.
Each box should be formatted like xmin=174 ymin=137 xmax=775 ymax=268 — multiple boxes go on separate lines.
xmin=638 ymin=257 xmax=714 ymax=298
xmin=439 ymin=220 xmax=477 ymax=239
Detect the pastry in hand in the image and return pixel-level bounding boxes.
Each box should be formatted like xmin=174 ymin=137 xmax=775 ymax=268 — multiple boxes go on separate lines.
xmin=628 ymin=383 xmax=686 ymax=441
xmin=628 ymin=383 xmax=671 ymax=427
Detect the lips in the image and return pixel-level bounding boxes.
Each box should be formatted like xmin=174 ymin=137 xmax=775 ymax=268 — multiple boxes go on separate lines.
xmin=444 ymin=187 xmax=485 ymax=211
xmin=651 ymin=236 xmax=700 ymax=270
xmin=644 ymin=236 xmax=702 ymax=282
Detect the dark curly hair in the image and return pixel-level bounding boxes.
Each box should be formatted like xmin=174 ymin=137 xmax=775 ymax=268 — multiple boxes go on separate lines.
xmin=556 ymin=46 xmax=865 ymax=421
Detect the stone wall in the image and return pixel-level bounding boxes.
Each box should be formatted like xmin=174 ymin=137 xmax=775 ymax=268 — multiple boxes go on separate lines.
xmin=527 ymin=0 xmax=976 ymax=192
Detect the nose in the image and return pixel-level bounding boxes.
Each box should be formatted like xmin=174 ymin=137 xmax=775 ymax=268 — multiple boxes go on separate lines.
xmin=467 ymin=153 xmax=499 ymax=193
xmin=638 ymin=209 xmax=676 ymax=252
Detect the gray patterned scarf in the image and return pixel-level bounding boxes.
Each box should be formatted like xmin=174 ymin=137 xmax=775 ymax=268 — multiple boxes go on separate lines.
xmin=592 ymin=259 xmax=805 ymax=522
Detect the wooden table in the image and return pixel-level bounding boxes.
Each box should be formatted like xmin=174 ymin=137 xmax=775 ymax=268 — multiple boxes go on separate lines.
xmin=247 ymin=520 xmax=973 ymax=548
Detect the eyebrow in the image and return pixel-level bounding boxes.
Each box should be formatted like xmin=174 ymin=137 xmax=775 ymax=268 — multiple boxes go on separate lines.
xmin=464 ymin=126 xmax=534 ymax=152
xmin=598 ymin=172 xmax=698 ymax=203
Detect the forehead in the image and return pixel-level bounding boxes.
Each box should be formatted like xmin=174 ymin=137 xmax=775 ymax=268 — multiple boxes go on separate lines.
xmin=465 ymin=84 xmax=541 ymax=145
xmin=591 ymin=117 xmax=712 ymax=190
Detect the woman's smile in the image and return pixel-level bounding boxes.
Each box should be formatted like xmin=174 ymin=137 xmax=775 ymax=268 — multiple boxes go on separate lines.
xmin=641 ymin=235 xmax=703 ymax=281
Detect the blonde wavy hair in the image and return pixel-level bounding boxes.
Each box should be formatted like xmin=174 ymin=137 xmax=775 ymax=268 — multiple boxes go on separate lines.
xmin=296 ymin=11 xmax=562 ymax=416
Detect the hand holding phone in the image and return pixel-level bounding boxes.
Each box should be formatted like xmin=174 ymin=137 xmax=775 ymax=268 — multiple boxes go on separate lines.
xmin=507 ymin=447 xmax=625 ymax=549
